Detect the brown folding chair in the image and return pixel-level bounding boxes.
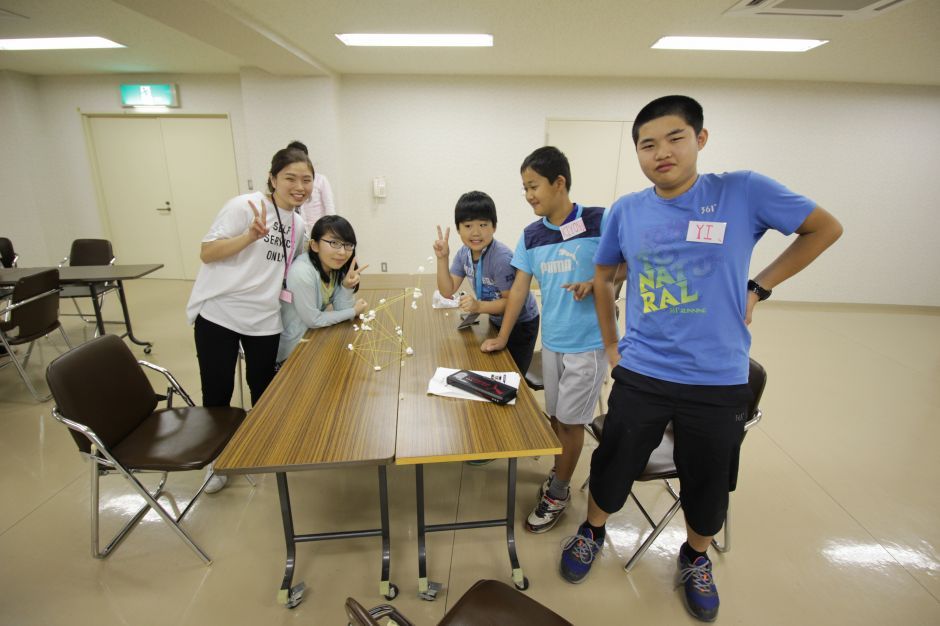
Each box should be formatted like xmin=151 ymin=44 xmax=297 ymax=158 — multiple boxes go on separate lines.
xmin=58 ymin=238 xmax=120 ymax=328
xmin=585 ymin=358 xmax=767 ymax=572
xmin=0 ymin=236 xmax=17 ymax=268
xmin=0 ymin=268 xmax=72 ymax=401
xmin=345 ymin=579 xmax=573 ymax=626
xmin=45 ymin=334 xmax=247 ymax=564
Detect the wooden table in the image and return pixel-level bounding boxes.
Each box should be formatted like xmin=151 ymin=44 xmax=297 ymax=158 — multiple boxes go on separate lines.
xmin=0 ymin=264 xmax=163 ymax=352
xmin=214 ymin=280 xmax=561 ymax=607
xmin=214 ymin=289 xmax=403 ymax=608
xmin=395 ymin=279 xmax=560 ymax=599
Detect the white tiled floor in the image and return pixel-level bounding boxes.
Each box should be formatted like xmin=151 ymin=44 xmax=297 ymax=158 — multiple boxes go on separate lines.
xmin=0 ymin=279 xmax=938 ymax=625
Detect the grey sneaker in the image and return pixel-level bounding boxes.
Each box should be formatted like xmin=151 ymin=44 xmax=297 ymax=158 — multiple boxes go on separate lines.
xmin=525 ymin=487 xmax=570 ymax=533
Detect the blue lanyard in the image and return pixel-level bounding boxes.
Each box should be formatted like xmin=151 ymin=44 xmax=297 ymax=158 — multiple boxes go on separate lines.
xmin=473 ymin=244 xmax=489 ymax=299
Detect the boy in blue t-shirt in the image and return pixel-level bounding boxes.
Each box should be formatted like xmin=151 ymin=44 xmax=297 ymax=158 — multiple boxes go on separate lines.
xmin=481 ymin=146 xmax=612 ymax=535
xmin=563 ymin=95 xmax=842 ymax=622
xmin=433 ymin=190 xmax=541 ymax=375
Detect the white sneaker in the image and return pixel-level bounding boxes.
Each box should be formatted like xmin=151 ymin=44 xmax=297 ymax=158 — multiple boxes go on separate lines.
xmin=526 ymin=487 xmax=570 ymax=533
xmin=204 ymin=470 xmax=228 ymax=494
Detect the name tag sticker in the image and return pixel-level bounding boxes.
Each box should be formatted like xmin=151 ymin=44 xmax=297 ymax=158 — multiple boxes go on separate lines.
xmin=280 ymin=289 xmax=293 ymax=303
xmin=686 ymin=221 xmax=726 ymax=245
xmin=560 ymin=217 xmax=586 ymax=240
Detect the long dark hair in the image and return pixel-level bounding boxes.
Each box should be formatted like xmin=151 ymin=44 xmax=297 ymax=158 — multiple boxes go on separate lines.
xmin=309 ymin=215 xmax=359 ymax=291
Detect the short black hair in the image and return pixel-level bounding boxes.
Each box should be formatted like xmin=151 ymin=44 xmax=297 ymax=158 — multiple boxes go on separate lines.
xmin=631 ymin=95 xmax=704 ymax=145
xmin=454 ymin=191 xmax=497 ymax=227
xmin=520 ymin=146 xmax=571 ymax=191
xmin=309 ymin=215 xmax=358 ymax=291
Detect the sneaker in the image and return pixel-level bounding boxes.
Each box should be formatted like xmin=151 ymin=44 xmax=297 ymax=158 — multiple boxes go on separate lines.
xmin=536 ymin=469 xmax=556 ymax=500
xmin=676 ymin=553 xmax=720 ymax=622
xmin=204 ymin=471 xmax=228 ymax=494
xmin=526 ymin=487 xmax=570 ymax=533
xmin=559 ymin=524 xmax=604 ymax=583
xmin=465 ymin=459 xmax=494 ymax=466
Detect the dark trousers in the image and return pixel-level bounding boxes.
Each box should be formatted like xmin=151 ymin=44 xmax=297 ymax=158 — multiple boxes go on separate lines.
xmin=193 ymin=315 xmax=280 ymax=407
xmin=493 ymin=315 xmax=540 ymax=376
xmin=589 ymin=366 xmax=750 ymax=537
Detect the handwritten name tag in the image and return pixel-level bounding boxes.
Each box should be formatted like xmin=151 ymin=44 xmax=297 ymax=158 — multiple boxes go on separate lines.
xmin=560 ymin=218 xmax=586 ymax=240
xmin=686 ymin=221 xmax=726 ymax=245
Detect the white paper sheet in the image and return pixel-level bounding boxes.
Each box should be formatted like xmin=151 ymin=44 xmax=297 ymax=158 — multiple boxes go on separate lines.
xmin=427 ymin=367 xmax=520 ymax=405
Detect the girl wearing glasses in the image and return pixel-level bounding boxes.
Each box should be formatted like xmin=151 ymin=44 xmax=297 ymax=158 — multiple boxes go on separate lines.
xmin=277 ymin=215 xmax=369 ymax=363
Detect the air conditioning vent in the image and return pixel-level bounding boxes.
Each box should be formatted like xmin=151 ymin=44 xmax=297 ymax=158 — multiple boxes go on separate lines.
xmin=725 ymin=0 xmax=918 ymax=19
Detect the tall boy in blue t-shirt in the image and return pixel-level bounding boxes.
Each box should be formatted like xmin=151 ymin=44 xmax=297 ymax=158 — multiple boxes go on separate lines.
xmin=482 ymin=146 xmax=611 ymax=535
xmin=563 ymin=95 xmax=842 ymax=622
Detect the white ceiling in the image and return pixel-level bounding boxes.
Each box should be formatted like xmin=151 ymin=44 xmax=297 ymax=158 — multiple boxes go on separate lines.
xmin=0 ymin=0 xmax=938 ymax=85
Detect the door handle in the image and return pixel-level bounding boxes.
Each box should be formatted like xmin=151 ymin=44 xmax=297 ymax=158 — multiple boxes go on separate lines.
xmin=156 ymin=201 xmax=172 ymax=212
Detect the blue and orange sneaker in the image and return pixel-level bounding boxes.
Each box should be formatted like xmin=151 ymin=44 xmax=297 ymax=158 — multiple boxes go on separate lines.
xmin=559 ymin=523 xmax=603 ymax=583
xmin=676 ymin=553 xmax=720 ymax=622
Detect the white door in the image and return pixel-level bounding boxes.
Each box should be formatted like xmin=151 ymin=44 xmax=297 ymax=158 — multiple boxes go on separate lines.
xmin=87 ymin=116 xmax=239 ymax=279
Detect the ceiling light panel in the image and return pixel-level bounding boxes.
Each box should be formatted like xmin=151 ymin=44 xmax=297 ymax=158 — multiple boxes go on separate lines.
xmin=0 ymin=36 xmax=125 ymax=50
xmin=336 ymin=33 xmax=493 ymax=47
xmin=652 ymin=36 xmax=828 ymax=52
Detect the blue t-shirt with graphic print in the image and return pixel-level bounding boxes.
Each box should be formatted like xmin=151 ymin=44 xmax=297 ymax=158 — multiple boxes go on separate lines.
xmin=512 ymin=204 xmax=607 ymax=353
xmin=594 ymin=171 xmax=816 ymax=385
xmin=449 ymin=239 xmax=539 ymax=326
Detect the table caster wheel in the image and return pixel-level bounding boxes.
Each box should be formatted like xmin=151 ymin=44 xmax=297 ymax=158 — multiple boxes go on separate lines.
xmin=144 ymin=345 xmax=152 ymax=354
xmin=514 ymin=576 xmax=529 ymax=591
xmin=384 ymin=583 xmax=399 ymax=600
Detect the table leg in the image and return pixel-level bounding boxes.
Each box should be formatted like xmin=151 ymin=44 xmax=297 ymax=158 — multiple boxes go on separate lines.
xmin=276 ymin=472 xmax=306 ymax=608
xmin=377 ymin=465 xmax=398 ymax=600
xmin=88 ymin=282 xmax=106 ymax=338
xmin=415 ymin=464 xmax=442 ymax=600
xmin=505 ymin=458 xmax=528 ymax=590
xmin=115 ymin=280 xmax=153 ymax=353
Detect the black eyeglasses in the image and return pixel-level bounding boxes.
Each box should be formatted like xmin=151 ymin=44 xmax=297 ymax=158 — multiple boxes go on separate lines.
xmin=320 ymin=238 xmax=355 ymax=252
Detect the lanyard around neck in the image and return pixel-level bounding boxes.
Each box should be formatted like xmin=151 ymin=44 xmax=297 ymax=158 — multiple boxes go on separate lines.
xmin=473 ymin=244 xmax=489 ymax=299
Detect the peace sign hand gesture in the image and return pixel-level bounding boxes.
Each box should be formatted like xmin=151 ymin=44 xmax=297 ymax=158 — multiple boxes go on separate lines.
xmin=432 ymin=225 xmax=450 ymax=259
xmin=247 ymin=200 xmax=269 ymax=241
xmin=343 ymin=257 xmax=369 ymax=289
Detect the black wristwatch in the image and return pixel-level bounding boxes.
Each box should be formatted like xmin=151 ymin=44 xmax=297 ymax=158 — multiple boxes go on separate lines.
xmin=747 ymin=279 xmax=772 ymax=301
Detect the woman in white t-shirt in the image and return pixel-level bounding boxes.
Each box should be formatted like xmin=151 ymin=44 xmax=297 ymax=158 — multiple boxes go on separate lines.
xmin=186 ymin=145 xmax=312 ymax=410
xmin=288 ymin=140 xmax=336 ymax=235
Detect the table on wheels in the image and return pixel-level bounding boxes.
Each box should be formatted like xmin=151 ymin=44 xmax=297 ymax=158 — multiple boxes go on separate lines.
xmin=0 ymin=263 xmax=163 ymax=353
xmin=213 ymin=289 xmax=403 ymax=608
xmin=394 ymin=279 xmax=560 ymax=600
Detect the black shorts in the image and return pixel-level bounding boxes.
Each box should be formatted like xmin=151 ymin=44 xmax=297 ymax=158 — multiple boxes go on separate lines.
xmin=492 ymin=315 xmax=540 ymax=376
xmin=589 ymin=366 xmax=751 ymax=537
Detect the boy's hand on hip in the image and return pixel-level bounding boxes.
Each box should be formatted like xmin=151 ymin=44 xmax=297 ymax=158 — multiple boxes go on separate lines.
xmin=433 ymin=225 xmax=450 ymax=259
xmin=480 ymin=337 xmax=506 ymax=353
xmin=744 ymin=291 xmax=760 ymax=326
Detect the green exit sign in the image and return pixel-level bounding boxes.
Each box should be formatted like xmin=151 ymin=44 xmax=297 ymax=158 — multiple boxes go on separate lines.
xmin=120 ymin=84 xmax=179 ymax=107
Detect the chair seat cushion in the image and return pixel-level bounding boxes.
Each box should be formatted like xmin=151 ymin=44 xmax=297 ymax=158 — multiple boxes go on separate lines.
xmin=639 ymin=425 xmax=677 ymax=481
xmin=439 ymin=579 xmax=572 ymax=626
xmin=112 ymin=406 xmax=245 ymax=471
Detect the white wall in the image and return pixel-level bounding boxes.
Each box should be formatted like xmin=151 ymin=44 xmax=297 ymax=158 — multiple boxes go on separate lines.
xmin=2 ymin=71 xmax=937 ymax=306
xmin=0 ymin=72 xmax=249 ymax=265
xmin=0 ymin=71 xmax=55 ymax=264
xmin=338 ymin=75 xmax=940 ymax=306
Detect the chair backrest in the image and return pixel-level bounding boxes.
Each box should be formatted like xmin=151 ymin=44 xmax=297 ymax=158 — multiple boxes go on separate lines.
xmin=747 ymin=358 xmax=767 ymax=420
xmin=5 ymin=269 xmax=61 ymax=342
xmin=0 ymin=237 xmax=16 ymax=268
xmin=69 ymin=239 xmax=114 ymax=266
xmin=46 ymin=334 xmax=158 ymax=454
